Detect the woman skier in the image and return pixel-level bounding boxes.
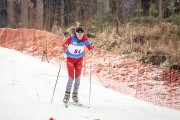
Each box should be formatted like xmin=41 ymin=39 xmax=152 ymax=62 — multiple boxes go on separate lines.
xmin=60 ymin=26 xmax=94 ymax=104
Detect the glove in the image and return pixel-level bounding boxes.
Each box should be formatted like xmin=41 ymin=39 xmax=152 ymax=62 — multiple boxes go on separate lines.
xmin=90 ymin=45 xmax=94 ymax=53
xmin=60 ymin=44 xmax=68 ymax=51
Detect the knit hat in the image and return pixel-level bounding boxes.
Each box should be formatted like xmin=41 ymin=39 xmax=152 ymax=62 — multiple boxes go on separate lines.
xmin=76 ymin=26 xmax=84 ymax=33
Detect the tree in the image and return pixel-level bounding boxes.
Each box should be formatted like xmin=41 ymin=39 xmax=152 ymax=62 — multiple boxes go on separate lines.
xmin=60 ymin=0 xmax=64 ymax=30
xmin=7 ymin=0 xmax=14 ymax=28
xmin=0 ymin=0 xmax=7 ymax=27
xmin=159 ymin=0 xmax=163 ymax=19
xmin=21 ymin=0 xmax=28 ymax=27
xmin=119 ymin=0 xmax=125 ymax=23
xmin=36 ymin=0 xmax=43 ymax=30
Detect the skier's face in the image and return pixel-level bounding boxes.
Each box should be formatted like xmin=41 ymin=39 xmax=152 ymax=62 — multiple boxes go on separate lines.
xmin=76 ymin=32 xmax=84 ymax=40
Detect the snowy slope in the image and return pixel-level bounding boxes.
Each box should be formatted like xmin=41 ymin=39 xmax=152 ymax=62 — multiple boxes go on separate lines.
xmin=0 ymin=47 xmax=180 ymax=120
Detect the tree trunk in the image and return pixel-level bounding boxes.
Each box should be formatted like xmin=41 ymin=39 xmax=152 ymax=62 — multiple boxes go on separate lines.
xmin=21 ymin=0 xmax=28 ymax=28
xmin=36 ymin=0 xmax=44 ymax=30
xmin=75 ymin=1 xmax=80 ymax=23
xmin=119 ymin=0 xmax=125 ymax=23
xmin=159 ymin=0 xmax=163 ymax=19
xmin=115 ymin=0 xmax=120 ymax=34
xmin=7 ymin=0 xmax=14 ymax=28
xmin=104 ymin=0 xmax=110 ymax=12
xmin=60 ymin=0 xmax=64 ymax=30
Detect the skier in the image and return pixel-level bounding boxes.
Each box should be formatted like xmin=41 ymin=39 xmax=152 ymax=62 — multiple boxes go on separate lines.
xmin=60 ymin=26 xmax=94 ymax=104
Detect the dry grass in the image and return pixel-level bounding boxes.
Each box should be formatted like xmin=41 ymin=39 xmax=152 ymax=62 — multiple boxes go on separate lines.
xmin=92 ymin=22 xmax=180 ymax=67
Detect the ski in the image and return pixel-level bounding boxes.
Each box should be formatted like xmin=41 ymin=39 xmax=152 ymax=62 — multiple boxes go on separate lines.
xmin=64 ymin=102 xmax=90 ymax=108
xmin=69 ymin=102 xmax=90 ymax=108
xmin=64 ymin=103 xmax=68 ymax=108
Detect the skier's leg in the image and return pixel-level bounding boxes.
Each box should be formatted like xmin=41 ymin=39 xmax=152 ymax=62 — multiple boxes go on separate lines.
xmin=75 ymin=58 xmax=83 ymax=79
xmin=72 ymin=58 xmax=83 ymax=102
xmin=63 ymin=77 xmax=74 ymax=103
xmin=73 ymin=76 xmax=81 ymax=93
xmin=67 ymin=57 xmax=75 ymax=80
xmin=63 ymin=57 xmax=75 ymax=103
xmin=74 ymin=58 xmax=83 ymax=93
xmin=65 ymin=77 xmax=74 ymax=93
xmin=72 ymin=76 xmax=80 ymax=102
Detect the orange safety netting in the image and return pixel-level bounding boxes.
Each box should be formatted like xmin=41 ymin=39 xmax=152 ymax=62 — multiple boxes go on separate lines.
xmin=0 ymin=28 xmax=179 ymax=110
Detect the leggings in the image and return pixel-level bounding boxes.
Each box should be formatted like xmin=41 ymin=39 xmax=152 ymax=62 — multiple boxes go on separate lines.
xmin=67 ymin=57 xmax=83 ymax=79
xmin=66 ymin=76 xmax=81 ymax=93
xmin=65 ymin=57 xmax=83 ymax=93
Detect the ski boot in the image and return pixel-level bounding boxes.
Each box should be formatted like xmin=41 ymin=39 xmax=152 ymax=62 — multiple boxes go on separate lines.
xmin=63 ymin=92 xmax=70 ymax=104
xmin=72 ymin=92 xmax=79 ymax=103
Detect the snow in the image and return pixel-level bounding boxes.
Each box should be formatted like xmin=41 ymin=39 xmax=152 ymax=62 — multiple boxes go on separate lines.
xmin=0 ymin=47 xmax=180 ymax=120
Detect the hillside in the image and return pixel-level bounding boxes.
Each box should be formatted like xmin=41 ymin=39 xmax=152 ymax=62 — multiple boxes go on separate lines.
xmin=0 ymin=46 xmax=180 ymax=120
xmin=0 ymin=28 xmax=180 ymax=110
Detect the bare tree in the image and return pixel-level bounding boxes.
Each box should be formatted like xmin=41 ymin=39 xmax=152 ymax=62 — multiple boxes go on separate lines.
xmin=75 ymin=0 xmax=81 ymax=22
xmin=118 ymin=0 xmax=125 ymax=23
xmin=104 ymin=0 xmax=110 ymax=12
xmin=36 ymin=0 xmax=43 ymax=30
xmin=60 ymin=0 xmax=64 ymax=30
xmin=21 ymin=0 xmax=28 ymax=27
xmin=159 ymin=0 xmax=163 ymax=19
xmin=43 ymin=0 xmax=53 ymax=31
xmin=7 ymin=0 xmax=14 ymax=28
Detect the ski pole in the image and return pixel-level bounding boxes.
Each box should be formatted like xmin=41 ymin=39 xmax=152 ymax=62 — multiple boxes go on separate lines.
xmin=50 ymin=54 xmax=64 ymax=103
xmin=89 ymin=53 xmax=93 ymax=104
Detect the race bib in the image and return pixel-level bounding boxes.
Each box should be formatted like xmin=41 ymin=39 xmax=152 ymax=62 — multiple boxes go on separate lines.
xmin=68 ymin=44 xmax=84 ymax=55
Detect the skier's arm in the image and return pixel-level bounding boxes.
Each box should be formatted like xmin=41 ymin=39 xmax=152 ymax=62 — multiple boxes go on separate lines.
xmin=75 ymin=35 xmax=94 ymax=52
xmin=60 ymin=37 xmax=71 ymax=51
xmin=85 ymin=40 xmax=94 ymax=53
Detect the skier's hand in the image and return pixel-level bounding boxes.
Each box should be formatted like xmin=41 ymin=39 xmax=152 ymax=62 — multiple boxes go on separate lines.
xmin=60 ymin=44 xmax=68 ymax=51
xmin=90 ymin=45 xmax=94 ymax=53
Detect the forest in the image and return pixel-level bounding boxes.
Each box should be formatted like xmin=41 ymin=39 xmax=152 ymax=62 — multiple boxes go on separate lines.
xmin=0 ymin=0 xmax=180 ymax=69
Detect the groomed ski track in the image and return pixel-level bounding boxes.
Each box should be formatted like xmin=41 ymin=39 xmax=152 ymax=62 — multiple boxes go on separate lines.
xmin=0 ymin=47 xmax=180 ymax=120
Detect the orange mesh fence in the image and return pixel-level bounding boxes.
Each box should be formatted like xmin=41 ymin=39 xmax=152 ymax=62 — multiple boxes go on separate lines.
xmin=0 ymin=28 xmax=66 ymax=66
xmin=91 ymin=48 xmax=179 ymax=110
xmin=0 ymin=28 xmax=179 ymax=110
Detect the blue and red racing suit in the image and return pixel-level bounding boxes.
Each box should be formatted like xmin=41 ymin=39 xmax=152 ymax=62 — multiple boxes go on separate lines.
xmin=62 ymin=35 xmax=91 ymax=80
